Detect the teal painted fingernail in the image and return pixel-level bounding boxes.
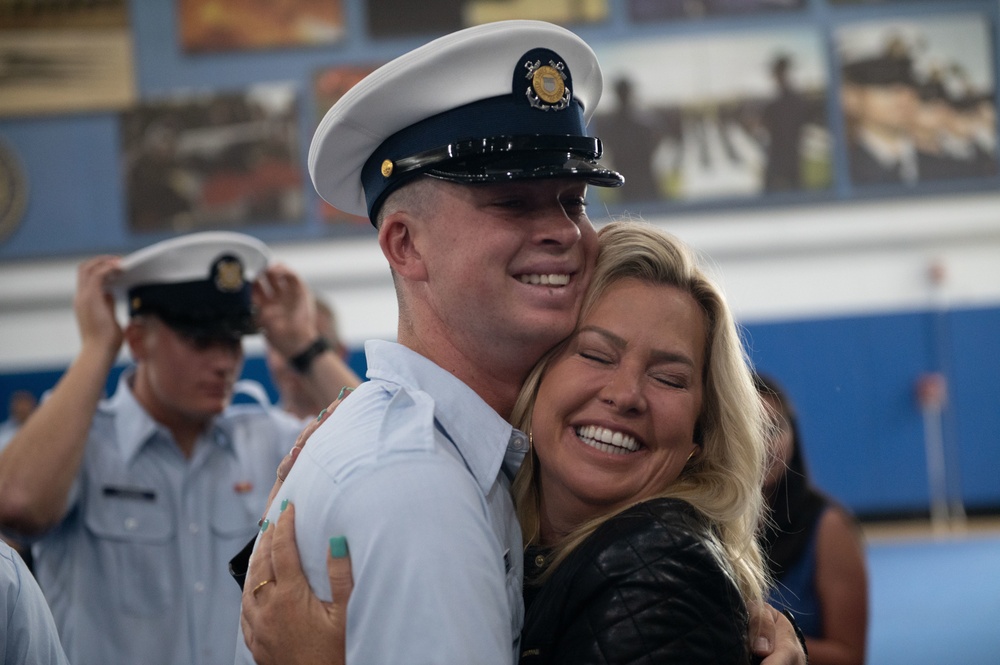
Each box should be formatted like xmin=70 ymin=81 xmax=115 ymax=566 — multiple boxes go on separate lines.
xmin=316 ymin=408 xmax=327 ymax=422
xmin=260 ymin=519 xmax=270 ymax=533
xmin=336 ymin=386 xmax=348 ymax=401
xmin=329 ymin=536 xmax=348 ymax=558
xmin=280 ymin=499 xmax=289 ymax=512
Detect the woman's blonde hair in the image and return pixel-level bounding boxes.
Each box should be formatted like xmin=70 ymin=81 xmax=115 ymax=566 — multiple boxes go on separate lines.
xmin=510 ymin=220 xmax=769 ymax=605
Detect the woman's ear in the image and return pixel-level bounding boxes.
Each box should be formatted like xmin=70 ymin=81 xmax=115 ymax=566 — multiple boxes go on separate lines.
xmin=378 ymin=211 xmax=428 ymax=282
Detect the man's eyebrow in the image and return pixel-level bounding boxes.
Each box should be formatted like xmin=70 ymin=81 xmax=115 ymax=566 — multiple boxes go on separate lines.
xmin=577 ymin=324 xmax=696 ymax=367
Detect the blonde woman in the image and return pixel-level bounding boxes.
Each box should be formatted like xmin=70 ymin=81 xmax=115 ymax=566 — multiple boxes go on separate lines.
xmin=510 ymin=221 xmax=769 ymax=662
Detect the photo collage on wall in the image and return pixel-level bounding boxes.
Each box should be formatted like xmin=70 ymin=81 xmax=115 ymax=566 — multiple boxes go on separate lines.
xmin=1 ymin=0 xmax=998 ymax=251
xmin=591 ymin=1 xmax=998 ymax=210
xmin=592 ymin=28 xmax=832 ymax=206
xmin=120 ymin=85 xmax=303 ymax=233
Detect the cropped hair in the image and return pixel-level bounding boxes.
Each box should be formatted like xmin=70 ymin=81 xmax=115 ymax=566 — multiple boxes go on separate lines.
xmin=510 ymin=220 xmax=769 ymax=605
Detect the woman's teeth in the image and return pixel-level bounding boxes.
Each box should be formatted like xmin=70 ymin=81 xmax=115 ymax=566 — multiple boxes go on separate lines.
xmin=575 ymin=425 xmax=639 ymax=455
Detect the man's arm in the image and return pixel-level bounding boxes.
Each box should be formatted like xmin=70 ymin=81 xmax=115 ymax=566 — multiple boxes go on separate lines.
xmin=292 ymin=457 xmax=513 ymax=665
xmin=0 ymin=257 xmax=123 ymax=535
xmin=253 ymin=264 xmax=361 ymax=404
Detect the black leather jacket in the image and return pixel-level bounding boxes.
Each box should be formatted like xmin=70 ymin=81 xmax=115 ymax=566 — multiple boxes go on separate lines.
xmin=520 ymin=498 xmax=751 ymax=664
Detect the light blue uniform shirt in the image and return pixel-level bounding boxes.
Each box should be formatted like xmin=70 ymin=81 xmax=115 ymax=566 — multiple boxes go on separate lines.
xmin=0 ymin=540 xmax=68 ymax=665
xmin=31 ymin=371 xmax=302 ymax=665
xmin=236 ymin=340 xmax=528 ymax=665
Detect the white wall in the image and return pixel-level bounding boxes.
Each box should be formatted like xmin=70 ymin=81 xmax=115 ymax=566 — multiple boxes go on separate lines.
xmin=1 ymin=190 xmax=999 ymax=371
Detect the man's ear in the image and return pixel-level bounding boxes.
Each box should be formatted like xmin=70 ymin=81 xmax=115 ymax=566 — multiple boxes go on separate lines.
xmin=378 ymin=211 xmax=428 ymax=282
xmin=123 ymin=319 xmax=149 ymax=362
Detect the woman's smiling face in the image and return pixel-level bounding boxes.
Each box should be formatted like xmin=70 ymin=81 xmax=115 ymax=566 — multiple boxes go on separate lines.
xmin=531 ymin=277 xmax=706 ymax=539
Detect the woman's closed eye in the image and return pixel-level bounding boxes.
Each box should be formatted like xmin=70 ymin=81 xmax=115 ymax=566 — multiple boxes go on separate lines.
xmin=579 ymin=350 xmax=613 ymax=364
xmin=650 ymin=370 xmax=691 ymax=389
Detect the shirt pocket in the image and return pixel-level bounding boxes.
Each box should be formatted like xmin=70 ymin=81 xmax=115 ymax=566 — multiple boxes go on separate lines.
xmin=210 ymin=476 xmax=266 ymax=571
xmin=84 ymin=487 xmax=175 ymax=617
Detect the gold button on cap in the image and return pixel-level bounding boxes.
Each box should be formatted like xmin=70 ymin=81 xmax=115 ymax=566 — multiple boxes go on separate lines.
xmin=381 ymin=159 xmax=394 ymax=178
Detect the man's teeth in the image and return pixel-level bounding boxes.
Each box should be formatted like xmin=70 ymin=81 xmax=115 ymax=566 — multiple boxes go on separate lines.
xmin=518 ymin=274 xmax=570 ymax=286
xmin=575 ymin=425 xmax=639 ymax=455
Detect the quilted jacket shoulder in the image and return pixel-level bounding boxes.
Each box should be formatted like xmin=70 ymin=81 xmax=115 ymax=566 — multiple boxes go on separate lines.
xmin=520 ymin=498 xmax=750 ymax=665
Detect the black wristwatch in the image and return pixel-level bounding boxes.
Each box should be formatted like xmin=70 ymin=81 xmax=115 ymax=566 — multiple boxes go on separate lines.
xmin=288 ymin=337 xmax=330 ymax=374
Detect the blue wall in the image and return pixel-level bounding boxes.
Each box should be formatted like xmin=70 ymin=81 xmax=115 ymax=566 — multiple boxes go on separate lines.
xmin=744 ymin=304 xmax=1000 ymax=517
xmin=2 ymin=305 xmax=997 ymax=518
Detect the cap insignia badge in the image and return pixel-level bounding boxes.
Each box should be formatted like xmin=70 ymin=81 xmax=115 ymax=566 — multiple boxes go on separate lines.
xmin=524 ymin=59 xmax=570 ymax=111
xmin=381 ymin=159 xmax=394 ymax=178
xmin=214 ymin=258 xmax=245 ymax=293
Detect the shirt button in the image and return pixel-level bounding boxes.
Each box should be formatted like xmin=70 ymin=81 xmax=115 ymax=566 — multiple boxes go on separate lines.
xmin=512 ymin=435 xmax=528 ymax=452
xmin=124 ymin=517 xmax=138 ymax=531
xmin=534 ymin=554 xmax=546 ymax=568
xmin=194 ymin=582 xmax=206 ymax=593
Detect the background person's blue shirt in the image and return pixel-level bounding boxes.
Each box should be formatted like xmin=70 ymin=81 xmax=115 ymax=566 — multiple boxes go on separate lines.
xmin=30 ymin=371 xmax=302 ymax=665
xmin=0 ymin=540 xmax=68 ymax=665
xmin=236 ymin=339 xmax=527 ymax=665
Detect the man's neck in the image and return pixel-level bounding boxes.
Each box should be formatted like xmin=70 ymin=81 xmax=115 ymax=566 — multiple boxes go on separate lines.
xmin=129 ymin=375 xmax=208 ymax=458
xmin=397 ymin=327 xmax=534 ymax=421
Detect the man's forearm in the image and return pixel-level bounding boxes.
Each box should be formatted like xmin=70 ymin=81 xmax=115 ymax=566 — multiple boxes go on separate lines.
xmin=0 ymin=344 xmax=117 ymax=534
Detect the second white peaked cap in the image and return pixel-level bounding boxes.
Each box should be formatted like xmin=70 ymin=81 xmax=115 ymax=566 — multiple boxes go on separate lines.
xmin=309 ymin=19 xmax=622 ymax=221
xmin=109 ymin=231 xmax=271 ymax=337
xmin=113 ymin=231 xmax=271 ymax=292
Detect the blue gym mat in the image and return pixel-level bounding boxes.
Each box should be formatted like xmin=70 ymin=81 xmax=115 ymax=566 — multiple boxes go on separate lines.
xmin=867 ymin=532 xmax=1000 ymax=665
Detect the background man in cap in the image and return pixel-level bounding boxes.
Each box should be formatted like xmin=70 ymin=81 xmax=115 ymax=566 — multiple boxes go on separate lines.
xmin=239 ymin=20 xmax=804 ymax=665
xmin=0 ymin=231 xmax=350 ymax=665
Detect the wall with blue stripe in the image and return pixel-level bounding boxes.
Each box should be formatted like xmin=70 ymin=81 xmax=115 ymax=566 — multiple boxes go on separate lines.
xmin=745 ymin=304 xmax=1000 ymax=517
xmin=2 ymin=302 xmax=996 ymax=518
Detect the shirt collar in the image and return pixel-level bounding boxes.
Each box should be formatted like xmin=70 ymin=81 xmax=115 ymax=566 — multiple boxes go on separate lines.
xmin=106 ymin=369 xmax=231 ymax=463
xmin=364 ymin=340 xmax=515 ymax=493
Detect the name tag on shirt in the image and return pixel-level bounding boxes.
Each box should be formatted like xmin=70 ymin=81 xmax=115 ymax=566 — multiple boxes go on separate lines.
xmin=102 ymin=485 xmax=157 ymax=502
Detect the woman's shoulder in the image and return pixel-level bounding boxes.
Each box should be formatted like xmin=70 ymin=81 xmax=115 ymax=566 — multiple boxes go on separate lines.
xmin=521 ymin=498 xmax=750 ymax=664
xmin=566 ymin=497 xmax=731 ymax=590
xmin=593 ymin=497 xmax=710 ymax=550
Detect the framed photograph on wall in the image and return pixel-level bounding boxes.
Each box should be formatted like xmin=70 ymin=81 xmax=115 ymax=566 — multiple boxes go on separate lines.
xmin=312 ymin=65 xmax=379 ymax=226
xmin=367 ymin=0 xmax=607 ymax=38
xmin=627 ymin=0 xmax=805 ymax=22
xmin=121 ymin=84 xmax=304 ymax=233
xmin=828 ymin=1 xmax=929 ymax=5
xmin=0 ymin=1 xmax=135 ymax=117
xmin=591 ymin=28 xmax=832 ymax=207
xmin=178 ymin=0 xmax=345 ymax=52
xmin=836 ymin=12 xmax=997 ymax=187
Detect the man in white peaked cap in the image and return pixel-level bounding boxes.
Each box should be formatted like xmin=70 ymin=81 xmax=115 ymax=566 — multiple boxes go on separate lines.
xmin=238 ymin=19 xmax=804 ymax=665
xmin=0 ymin=231 xmax=352 ymax=665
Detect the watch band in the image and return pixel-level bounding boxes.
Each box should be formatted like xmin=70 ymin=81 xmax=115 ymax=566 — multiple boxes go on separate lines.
xmin=288 ymin=337 xmax=331 ymax=374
